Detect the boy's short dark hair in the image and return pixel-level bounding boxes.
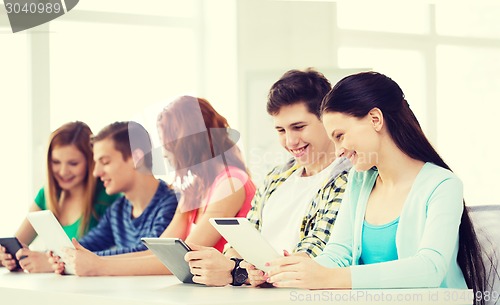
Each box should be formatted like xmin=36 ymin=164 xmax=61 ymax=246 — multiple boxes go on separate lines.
xmin=92 ymin=121 xmax=153 ymax=171
xmin=267 ymin=68 xmax=332 ymax=118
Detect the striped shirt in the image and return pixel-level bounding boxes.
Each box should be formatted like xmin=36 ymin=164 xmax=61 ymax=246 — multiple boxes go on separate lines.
xmin=79 ymin=180 xmax=178 ymax=256
xmin=245 ymin=157 xmax=350 ymax=257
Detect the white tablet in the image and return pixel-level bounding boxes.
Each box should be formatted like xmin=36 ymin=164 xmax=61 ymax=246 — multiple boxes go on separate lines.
xmin=27 ymin=210 xmax=75 ymax=274
xmin=209 ymin=217 xmax=282 ymax=272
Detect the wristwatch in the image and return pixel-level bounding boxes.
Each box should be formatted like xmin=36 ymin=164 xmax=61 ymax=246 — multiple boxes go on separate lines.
xmin=230 ymin=257 xmax=248 ymax=286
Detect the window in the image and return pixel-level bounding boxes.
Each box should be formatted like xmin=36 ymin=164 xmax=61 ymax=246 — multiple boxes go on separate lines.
xmin=335 ymin=1 xmax=500 ymax=205
xmin=437 ymin=45 xmax=500 ymax=205
xmin=0 ymin=0 xmax=202 ymax=236
xmin=0 ymin=31 xmax=31 ymax=235
xmin=337 ymin=1 xmax=429 ymax=34
xmin=436 ymin=3 xmax=500 ymax=39
xmin=76 ymin=0 xmax=196 ymax=17
xmin=49 ymin=21 xmax=198 ymax=133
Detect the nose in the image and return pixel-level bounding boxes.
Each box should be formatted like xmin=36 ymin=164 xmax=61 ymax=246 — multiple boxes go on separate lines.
xmin=336 ymin=146 xmax=355 ymax=159
xmin=285 ymin=131 xmax=300 ymax=148
xmin=93 ymin=163 xmax=102 ymax=178
xmin=336 ymin=147 xmax=345 ymax=158
xmin=60 ymin=164 xmax=70 ymax=176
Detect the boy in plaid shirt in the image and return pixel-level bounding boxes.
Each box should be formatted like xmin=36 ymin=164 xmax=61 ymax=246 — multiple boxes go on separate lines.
xmin=185 ymin=68 xmax=350 ymax=287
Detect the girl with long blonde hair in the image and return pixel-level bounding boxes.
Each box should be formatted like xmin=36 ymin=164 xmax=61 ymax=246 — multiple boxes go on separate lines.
xmin=0 ymin=121 xmax=119 ymax=273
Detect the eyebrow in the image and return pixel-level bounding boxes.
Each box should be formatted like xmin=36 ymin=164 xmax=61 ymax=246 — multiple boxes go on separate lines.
xmin=275 ymin=121 xmax=307 ymax=129
xmin=96 ymin=156 xmax=110 ymax=162
xmin=51 ymin=157 xmax=81 ymax=162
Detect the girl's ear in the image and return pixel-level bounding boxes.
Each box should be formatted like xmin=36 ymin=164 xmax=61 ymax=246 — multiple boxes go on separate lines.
xmin=368 ymin=107 xmax=384 ymax=132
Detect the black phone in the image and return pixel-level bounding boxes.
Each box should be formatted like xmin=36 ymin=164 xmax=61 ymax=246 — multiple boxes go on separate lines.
xmin=0 ymin=237 xmax=25 ymax=269
xmin=141 ymin=238 xmax=195 ymax=284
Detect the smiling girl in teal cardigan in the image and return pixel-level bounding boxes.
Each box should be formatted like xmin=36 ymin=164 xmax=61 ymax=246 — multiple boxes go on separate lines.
xmin=266 ymin=72 xmax=492 ymax=305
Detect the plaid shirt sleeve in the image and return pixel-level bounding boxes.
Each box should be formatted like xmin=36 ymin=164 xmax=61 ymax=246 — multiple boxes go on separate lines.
xmin=245 ymin=186 xmax=264 ymax=231
xmin=295 ymin=171 xmax=349 ymax=257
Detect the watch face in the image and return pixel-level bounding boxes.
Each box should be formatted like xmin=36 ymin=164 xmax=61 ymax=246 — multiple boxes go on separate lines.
xmin=235 ymin=268 xmax=248 ymax=285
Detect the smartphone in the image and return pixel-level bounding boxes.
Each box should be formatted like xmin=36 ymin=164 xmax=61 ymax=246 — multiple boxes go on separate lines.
xmin=0 ymin=237 xmax=25 ymax=269
xmin=141 ymin=238 xmax=194 ymax=283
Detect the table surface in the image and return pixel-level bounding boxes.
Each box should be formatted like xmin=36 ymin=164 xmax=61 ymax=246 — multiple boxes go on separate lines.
xmin=0 ymin=268 xmax=474 ymax=305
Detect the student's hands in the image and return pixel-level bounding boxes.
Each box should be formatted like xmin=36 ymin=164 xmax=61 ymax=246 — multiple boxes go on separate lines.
xmin=239 ymin=249 xmax=297 ymax=287
xmin=265 ymin=254 xmax=347 ymax=289
xmin=16 ymin=248 xmax=53 ymax=273
xmin=1 ymin=242 xmax=52 ymax=273
xmin=47 ymin=251 xmax=65 ymax=274
xmin=0 ymin=245 xmax=18 ymax=271
xmin=62 ymin=238 xmax=103 ymax=276
xmin=239 ymin=261 xmax=266 ymax=287
xmin=184 ymin=244 xmax=234 ymax=286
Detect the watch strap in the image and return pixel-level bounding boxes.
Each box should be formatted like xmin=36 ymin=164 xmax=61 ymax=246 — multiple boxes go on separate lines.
xmin=230 ymin=257 xmax=246 ymax=286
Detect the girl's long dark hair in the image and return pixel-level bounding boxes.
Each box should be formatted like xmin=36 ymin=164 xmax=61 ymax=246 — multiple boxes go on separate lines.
xmin=321 ymin=71 xmax=491 ymax=305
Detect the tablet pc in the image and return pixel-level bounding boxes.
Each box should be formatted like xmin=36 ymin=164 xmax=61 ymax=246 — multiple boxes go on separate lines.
xmin=209 ymin=217 xmax=282 ymax=272
xmin=26 ymin=210 xmax=75 ymax=274
xmin=0 ymin=237 xmax=25 ymax=269
xmin=141 ymin=238 xmax=194 ymax=284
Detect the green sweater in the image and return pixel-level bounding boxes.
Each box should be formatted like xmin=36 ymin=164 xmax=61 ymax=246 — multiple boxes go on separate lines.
xmin=34 ymin=180 xmax=121 ymax=239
